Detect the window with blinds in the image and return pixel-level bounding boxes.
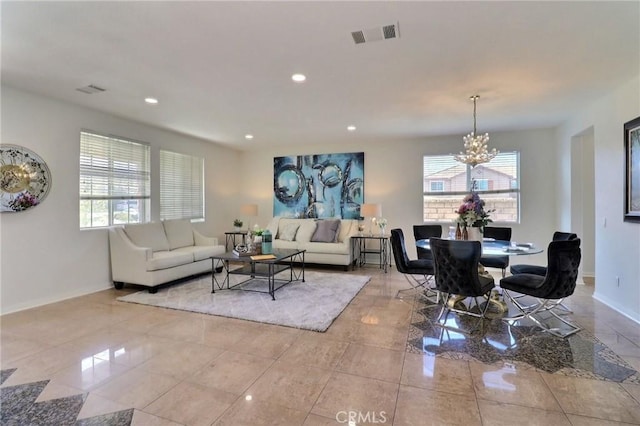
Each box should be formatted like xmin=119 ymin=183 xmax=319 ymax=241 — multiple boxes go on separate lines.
xmin=160 ymin=150 xmax=204 ymax=221
xmin=422 ymin=152 xmax=520 ymax=223
xmin=80 ymin=131 xmax=150 ymax=228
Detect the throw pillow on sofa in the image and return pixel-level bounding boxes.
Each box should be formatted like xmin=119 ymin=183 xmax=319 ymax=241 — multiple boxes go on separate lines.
xmin=311 ymin=219 xmax=341 ymax=242
xmin=279 ymin=222 xmax=300 ymax=241
xmin=123 ymin=222 xmax=170 ymax=252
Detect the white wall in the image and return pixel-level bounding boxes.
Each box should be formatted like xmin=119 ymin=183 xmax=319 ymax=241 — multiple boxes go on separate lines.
xmin=7 ymin=79 xmax=635 ymax=321
xmin=240 ymin=128 xmax=559 ymax=265
xmin=558 ymin=75 xmax=640 ymax=323
xmin=0 ymin=86 xmax=242 ymax=313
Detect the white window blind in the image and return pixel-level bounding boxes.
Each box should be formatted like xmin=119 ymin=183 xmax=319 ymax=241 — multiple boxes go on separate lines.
xmin=422 ymin=152 xmax=520 ymax=223
xmin=80 ymin=131 xmax=150 ymax=228
xmin=160 ymin=150 xmax=204 ymax=221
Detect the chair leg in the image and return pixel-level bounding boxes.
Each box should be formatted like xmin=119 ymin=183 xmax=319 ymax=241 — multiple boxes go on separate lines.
xmin=502 ymin=290 xmax=581 ymax=338
xmin=396 ymin=274 xmax=438 ymax=304
xmin=433 ymin=292 xmax=492 ymax=334
xmin=508 ymin=293 xmax=573 ymax=315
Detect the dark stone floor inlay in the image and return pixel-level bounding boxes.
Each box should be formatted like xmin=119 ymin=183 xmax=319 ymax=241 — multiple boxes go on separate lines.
xmin=0 ymin=372 xmax=133 ymax=426
xmin=76 ymin=408 xmax=134 ymax=426
xmin=406 ymin=299 xmax=640 ymax=384
xmin=0 ymin=369 xmax=16 ymax=386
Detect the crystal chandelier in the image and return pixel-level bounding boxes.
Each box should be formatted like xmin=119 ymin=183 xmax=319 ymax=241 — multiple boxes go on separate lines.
xmin=454 ymin=95 xmax=498 ymax=167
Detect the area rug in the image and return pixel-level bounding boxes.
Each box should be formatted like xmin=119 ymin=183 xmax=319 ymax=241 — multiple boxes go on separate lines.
xmin=117 ymin=271 xmax=370 ymax=332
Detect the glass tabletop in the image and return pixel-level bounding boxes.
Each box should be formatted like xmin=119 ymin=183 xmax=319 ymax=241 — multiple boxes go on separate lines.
xmin=416 ymin=239 xmax=543 ymax=257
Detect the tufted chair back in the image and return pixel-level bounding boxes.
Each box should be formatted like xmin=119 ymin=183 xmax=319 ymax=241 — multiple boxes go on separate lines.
xmin=552 ymin=231 xmax=578 ymax=241
xmin=413 ymin=225 xmax=442 ymax=261
xmin=540 ymin=238 xmax=582 ymax=299
xmin=430 ymin=238 xmax=494 ymax=298
xmin=390 ymin=228 xmax=411 ymax=273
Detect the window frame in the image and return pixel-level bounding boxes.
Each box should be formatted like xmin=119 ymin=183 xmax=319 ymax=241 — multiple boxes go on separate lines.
xmin=79 ymin=131 xmax=151 ymax=229
xmin=422 ymin=152 xmax=520 ymax=224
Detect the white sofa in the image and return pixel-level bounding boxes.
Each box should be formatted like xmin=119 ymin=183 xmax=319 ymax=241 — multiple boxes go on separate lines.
xmin=109 ymin=219 xmax=225 ymax=293
xmin=266 ymin=217 xmax=358 ymax=269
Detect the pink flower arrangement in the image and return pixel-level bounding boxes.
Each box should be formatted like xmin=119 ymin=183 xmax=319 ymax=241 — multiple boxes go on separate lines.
xmin=456 ymin=191 xmax=493 ymax=231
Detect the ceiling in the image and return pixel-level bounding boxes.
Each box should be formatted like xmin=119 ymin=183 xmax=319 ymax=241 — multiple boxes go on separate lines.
xmin=2 ymin=1 xmax=638 ymax=150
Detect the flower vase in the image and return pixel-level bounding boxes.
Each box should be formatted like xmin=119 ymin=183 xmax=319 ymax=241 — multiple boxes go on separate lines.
xmin=379 ymin=226 xmax=386 ymax=236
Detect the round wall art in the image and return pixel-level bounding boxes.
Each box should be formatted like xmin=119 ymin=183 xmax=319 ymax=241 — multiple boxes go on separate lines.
xmin=0 ymin=144 xmax=52 ymax=213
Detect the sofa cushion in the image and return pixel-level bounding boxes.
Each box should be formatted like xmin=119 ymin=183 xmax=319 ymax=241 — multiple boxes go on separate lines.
xmin=124 ymin=222 xmax=170 ymax=253
xmin=266 ymin=216 xmax=281 ymax=237
xmin=146 ymin=250 xmax=193 ymax=271
xmin=283 ymin=219 xmax=316 ymax=243
xmin=279 ymin=222 xmax=300 ymax=241
xmin=311 ymin=219 xmax=341 ymax=242
xmin=174 ymin=245 xmax=225 ymax=261
xmin=163 ymin=219 xmax=195 ymax=250
xmin=338 ymin=219 xmax=356 ymax=242
xmin=305 ymin=241 xmax=351 ymax=255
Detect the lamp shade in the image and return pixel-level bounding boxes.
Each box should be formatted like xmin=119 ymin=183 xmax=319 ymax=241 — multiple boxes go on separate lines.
xmin=360 ymin=203 xmax=382 ymax=218
xmin=240 ymin=203 xmax=258 ymax=216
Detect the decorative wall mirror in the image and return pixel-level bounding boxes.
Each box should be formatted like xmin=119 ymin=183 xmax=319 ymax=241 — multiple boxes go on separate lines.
xmin=0 ymin=144 xmax=52 ymax=212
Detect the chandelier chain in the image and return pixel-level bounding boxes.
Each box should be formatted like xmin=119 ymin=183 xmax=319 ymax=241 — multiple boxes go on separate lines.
xmin=453 ymin=94 xmax=499 ymax=168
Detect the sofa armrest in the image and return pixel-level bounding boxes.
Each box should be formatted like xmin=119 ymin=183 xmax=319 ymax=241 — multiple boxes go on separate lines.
xmin=109 ymin=227 xmax=152 ymax=282
xmin=193 ymin=229 xmax=219 ymax=246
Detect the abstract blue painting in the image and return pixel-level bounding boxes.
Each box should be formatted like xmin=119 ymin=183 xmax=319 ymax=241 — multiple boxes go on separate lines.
xmin=273 ymin=152 xmax=364 ymax=219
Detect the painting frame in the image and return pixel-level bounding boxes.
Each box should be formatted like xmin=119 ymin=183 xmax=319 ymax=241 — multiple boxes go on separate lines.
xmin=273 ymin=152 xmax=364 ymax=219
xmin=624 ymin=116 xmax=640 ymax=222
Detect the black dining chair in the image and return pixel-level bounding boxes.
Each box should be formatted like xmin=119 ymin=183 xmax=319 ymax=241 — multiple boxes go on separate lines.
xmin=390 ymin=228 xmax=436 ymax=301
xmin=429 ymin=238 xmax=495 ymax=332
xmin=510 ymin=231 xmax=578 ymax=276
xmin=413 ymin=225 xmax=442 ymax=261
xmin=501 ymin=238 xmax=582 ymax=337
xmin=479 ymin=226 xmax=512 ymax=277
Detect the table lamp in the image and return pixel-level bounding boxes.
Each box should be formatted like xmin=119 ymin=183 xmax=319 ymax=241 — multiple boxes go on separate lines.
xmin=360 ymin=203 xmax=382 ymax=236
xmin=240 ymin=203 xmax=258 ymax=230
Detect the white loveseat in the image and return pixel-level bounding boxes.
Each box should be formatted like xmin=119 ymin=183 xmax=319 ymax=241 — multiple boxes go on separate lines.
xmin=109 ymin=219 xmax=225 ymax=293
xmin=266 ymin=217 xmax=358 ymax=269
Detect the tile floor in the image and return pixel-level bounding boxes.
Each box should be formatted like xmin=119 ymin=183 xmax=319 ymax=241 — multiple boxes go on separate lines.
xmin=1 ymin=266 xmax=640 ymax=425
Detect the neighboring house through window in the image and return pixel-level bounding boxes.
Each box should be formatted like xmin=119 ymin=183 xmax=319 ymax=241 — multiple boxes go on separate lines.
xmin=422 ymin=152 xmax=520 ymax=223
xmin=430 ymin=181 xmax=445 ymax=192
xmin=80 ymin=131 xmax=150 ymax=228
xmin=160 ymin=150 xmax=204 ymax=221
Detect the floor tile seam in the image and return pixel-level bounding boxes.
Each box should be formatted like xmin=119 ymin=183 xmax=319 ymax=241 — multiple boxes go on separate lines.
xmin=398 ymin=383 xmax=478 ymax=402
xmin=135 ymin=407 xmax=188 ymax=426
xmin=0 ymin=352 xmax=98 ymax=389
xmin=474 ymin=396 xmax=565 ymax=414
xmin=277 ymin=341 xmax=351 ymax=371
xmin=537 ymin=372 xmax=596 ymax=417
xmin=620 ymin=384 xmax=640 ymax=406
xmin=329 ymin=370 xmax=403 ymax=391
xmin=58 ymin=361 xmax=138 ymax=397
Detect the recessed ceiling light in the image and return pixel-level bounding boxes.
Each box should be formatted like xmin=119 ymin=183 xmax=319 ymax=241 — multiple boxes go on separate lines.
xmin=291 ymin=73 xmax=306 ymax=83
xmin=144 ymin=97 xmax=158 ymax=104
xmin=245 ymin=134 xmax=254 ymax=140
xmin=347 ymin=125 xmax=357 ymax=132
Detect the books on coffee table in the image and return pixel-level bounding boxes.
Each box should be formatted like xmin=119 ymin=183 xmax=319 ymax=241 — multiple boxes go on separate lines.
xmin=250 ymin=254 xmax=277 ymax=261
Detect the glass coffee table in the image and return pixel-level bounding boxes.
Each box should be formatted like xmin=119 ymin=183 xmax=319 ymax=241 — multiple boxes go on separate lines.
xmin=211 ymin=249 xmax=305 ymax=300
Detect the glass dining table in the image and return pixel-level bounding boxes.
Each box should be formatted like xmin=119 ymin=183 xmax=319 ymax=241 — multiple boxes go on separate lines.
xmin=415 ymin=238 xmax=543 ymax=257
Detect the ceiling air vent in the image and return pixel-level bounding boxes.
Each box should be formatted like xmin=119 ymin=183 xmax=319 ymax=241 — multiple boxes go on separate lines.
xmin=351 ymin=22 xmax=400 ymax=45
xmin=76 ymin=84 xmax=106 ymax=94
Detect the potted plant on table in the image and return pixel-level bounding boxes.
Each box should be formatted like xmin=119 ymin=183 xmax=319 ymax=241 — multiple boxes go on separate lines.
xmin=233 ymin=219 xmax=243 ymax=231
